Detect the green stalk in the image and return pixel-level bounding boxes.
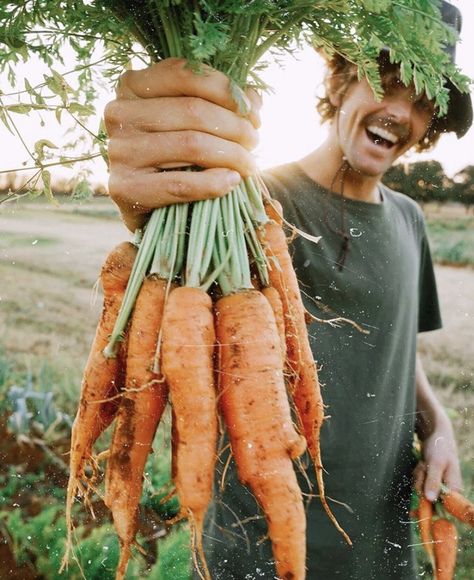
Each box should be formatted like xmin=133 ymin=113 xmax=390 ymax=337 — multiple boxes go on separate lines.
xmin=174 ymin=203 xmax=189 ymax=275
xmin=243 ymin=176 xmax=268 ymax=224
xmin=199 ymin=197 xmax=220 ymax=281
xmin=231 ymin=189 xmax=252 ymax=289
xmin=185 ymin=198 xmax=212 ymax=287
xmin=236 ymin=185 xmax=269 ymax=286
xmin=212 ymin=208 xmax=232 ymax=295
xmin=103 ymin=207 xmax=167 ymax=358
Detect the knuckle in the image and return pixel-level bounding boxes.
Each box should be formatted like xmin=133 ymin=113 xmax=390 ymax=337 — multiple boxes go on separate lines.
xmin=103 ymin=100 xmax=121 ymax=133
xmin=181 ymin=131 xmax=202 ymax=158
xmin=166 ymin=176 xmax=191 ymax=200
xmin=107 ymin=172 xmax=128 ymax=203
xmin=182 ymin=97 xmax=204 ymax=124
xmin=106 ymin=138 xmax=124 ymax=164
xmin=116 ymin=70 xmax=136 ymax=98
xmin=243 ymin=120 xmax=259 ymax=150
xmin=166 ymin=58 xmax=193 ymax=84
xmin=118 ymin=69 xmax=133 ymax=88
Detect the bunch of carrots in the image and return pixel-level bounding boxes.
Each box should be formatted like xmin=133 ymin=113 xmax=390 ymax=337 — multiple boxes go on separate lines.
xmin=61 ymin=192 xmax=349 ymax=579
xmin=57 ymin=3 xmax=365 ymax=579
xmin=416 ymin=487 xmax=474 ymax=579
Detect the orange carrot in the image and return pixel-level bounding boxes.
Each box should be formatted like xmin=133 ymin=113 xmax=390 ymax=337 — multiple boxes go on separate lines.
xmin=104 ymin=275 xmax=169 ymax=580
xmin=432 ymin=518 xmax=457 ymax=580
xmin=215 ymin=289 xmax=307 ymax=580
xmin=259 ymin=203 xmax=351 ymax=545
xmin=62 ymin=241 xmax=137 ymax=570
xmin=262 ymin=285 xmax=287 ymax=362
xmin=441 ymin=489 xmax=474 ymax=527
xmin=161 ymin=286 xmax=218 ymax=580
xmin=418 ymin=495 xmax=435 ymax=569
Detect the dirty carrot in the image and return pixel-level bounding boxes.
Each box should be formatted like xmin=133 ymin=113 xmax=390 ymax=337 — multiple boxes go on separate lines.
xmin=418 ymin=494 xmax=435 ymax=569
xmin=432 ymin=518 xmax=457 ymax=580
xmin=105 ymin=275 xmax=169 ymax=580
xmin=215 ymin=289 xmax=307 ymax=580
xmin=62 ymin=241 xmax=137 ymax=570
xmin=259 ymin=202 xmax=351 ymax=546
xmin=262 ymin=285 xmax=287 ymax=362
xmin=441 ymin=489 xmax=474 ymax=527
xmin=161 ymin=286 xmax=218 ymax=580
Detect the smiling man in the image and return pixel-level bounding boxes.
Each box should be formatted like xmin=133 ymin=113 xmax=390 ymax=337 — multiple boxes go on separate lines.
xmin=105 ymin=2 xmax=472 ymax=578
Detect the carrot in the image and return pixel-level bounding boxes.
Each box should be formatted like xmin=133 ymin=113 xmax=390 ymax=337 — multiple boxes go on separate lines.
xmin=441 ymin=489 xmax=474 ymax=527
xmin=432 ymin=518 xmax=458 ymax=580
xmin=418 ymin=495 xmax=435 ymax=569
xmin=161 ymin=286 xmax=218 ymax=580
xmin=104 ymin=275 xmax=169 ymax=580
xmin=62 ymin=241 xmax=137 ymax=570
xmin=215 ymin=289 xmax=307 ymax=580
xmin=262 ymin=285 xmax=287 ymax=362
xmin=259 ymin=202 xmax=351 ymax=545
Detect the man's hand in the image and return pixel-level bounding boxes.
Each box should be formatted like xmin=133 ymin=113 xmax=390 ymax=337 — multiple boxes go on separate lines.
xmin=414 ymin=355 xmax=463 ymax=501
xmin=104 ymin=58 xmax=261 ymax=230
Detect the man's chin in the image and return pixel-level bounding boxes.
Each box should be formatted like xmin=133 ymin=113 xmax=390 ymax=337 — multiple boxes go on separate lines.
xmin=348 ymin=159 xmax=388 ymax=180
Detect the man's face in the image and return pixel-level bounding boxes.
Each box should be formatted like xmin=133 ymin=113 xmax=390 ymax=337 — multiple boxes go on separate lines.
xmin=332 ymin=72 xmax=435 ymax=178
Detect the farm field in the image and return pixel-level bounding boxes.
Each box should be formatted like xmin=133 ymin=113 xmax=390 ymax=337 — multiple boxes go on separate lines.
xmin=0 ymin=198 xmax=472 ymax=578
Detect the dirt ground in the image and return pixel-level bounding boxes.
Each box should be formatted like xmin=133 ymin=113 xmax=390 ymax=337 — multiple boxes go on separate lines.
xmin=1 ymin=200 xmax=473 ymax=460
xmin=0 ymin=201 xmax=127 ymax=370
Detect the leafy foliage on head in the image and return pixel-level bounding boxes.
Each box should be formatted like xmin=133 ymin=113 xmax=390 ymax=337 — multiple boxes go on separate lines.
xmin=0 ymin=0 xmax=470 ymax=106
xmin=0 ymin=0 xmax=471 ymax=198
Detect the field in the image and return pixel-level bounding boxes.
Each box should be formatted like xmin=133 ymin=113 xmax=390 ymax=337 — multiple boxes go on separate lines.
xmin=0 ymin=198 xmax=472 ymax=578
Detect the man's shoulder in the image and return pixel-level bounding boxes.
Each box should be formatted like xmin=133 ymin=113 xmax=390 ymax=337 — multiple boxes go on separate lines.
xmin=380 ymin=182 xmax=424 ymax=221
xmin=261 ymin=162 xmax=300 ymax=192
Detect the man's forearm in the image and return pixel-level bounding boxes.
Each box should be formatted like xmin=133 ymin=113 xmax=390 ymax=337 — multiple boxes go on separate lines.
xmin=415 ymin=353 xmax=450 ymax=440
xmin=414 ymin=352 xmax=462 ymax=499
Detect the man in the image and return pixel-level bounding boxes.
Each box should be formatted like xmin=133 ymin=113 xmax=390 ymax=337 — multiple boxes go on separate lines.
xmin=104 ymin=2 xmax=471 ymax=577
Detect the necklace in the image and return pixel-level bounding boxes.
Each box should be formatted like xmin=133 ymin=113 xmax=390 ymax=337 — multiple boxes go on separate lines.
xmin=324 ymin=159 xmax=350 ymax=271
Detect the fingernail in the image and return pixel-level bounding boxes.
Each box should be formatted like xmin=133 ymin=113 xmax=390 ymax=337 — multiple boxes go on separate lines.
xmin=426 ymin=491 xmax=437 ymax=502
xmin=227 ymin=171 xmax=241 ymax=187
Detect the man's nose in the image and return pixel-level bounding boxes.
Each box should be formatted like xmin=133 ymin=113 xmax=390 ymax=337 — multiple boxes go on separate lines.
xmin=383 ymin=96 xmax=413 ymax=124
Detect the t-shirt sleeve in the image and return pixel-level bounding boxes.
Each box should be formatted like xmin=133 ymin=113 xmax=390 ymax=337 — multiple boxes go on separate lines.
xmin=418 ymin=230 xmax=442 ymax=333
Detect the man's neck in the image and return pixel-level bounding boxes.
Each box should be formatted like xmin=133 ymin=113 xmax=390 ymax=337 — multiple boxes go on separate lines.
xmin=297 ymin=147 xmax=383 ymax=204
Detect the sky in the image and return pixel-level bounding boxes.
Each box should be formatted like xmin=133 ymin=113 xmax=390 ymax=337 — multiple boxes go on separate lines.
xmin=1 ymin=0 xmax=473 ymax=186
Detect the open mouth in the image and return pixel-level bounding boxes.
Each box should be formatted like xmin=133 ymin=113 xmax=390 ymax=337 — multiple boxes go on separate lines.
xmin=365 ymin=125 xmax=399 ymax=149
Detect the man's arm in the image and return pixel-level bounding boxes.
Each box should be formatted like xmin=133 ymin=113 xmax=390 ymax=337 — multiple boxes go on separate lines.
xmin=414 ymin=353 xmax=462 ymax=501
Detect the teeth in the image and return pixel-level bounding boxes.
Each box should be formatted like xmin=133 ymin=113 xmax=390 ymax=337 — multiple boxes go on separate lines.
xmin=367 ymin=125 xmax=399 ymax=144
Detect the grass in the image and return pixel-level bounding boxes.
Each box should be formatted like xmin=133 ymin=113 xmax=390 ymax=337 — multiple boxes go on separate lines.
xmin=425 ymin=210 xmax=474 ymax=267
xmin=0 ymin=232 xmax=58 ymax=249
xmin=0 ymin=350 xmax=192 ymax=579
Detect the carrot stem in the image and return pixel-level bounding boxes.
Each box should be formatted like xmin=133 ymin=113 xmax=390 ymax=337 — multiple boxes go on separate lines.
xmin=103 ymin=207 xmax=166 ymax=358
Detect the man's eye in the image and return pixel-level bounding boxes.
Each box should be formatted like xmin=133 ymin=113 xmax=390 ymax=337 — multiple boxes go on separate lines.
xmin=416 ymin=98 xmax=435 ymax=114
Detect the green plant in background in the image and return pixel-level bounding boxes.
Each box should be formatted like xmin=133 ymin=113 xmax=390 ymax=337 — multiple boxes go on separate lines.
xmin=426 ymin=216 xmax=474 ymax=267
xmin=0 ymin=353 xmax=191 ymax=577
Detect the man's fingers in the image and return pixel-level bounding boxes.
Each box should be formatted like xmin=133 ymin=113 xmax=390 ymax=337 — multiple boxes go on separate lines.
xmin=108 ymin=131 xmax=256 ymax=176
xmin=444 ymin=460 xmax=463 ymax=493
xmin=117 ymin=58 xmax=261 ymax=128
xmin=109 ymin=166 xmax=242 ymax=230
xmin=413 ymin=461 xmax=427 ymax=495
xmin=105 ymin=96 xmax=258 ymax=150
xmin=423 ymin=460 xmax=444 ymax=502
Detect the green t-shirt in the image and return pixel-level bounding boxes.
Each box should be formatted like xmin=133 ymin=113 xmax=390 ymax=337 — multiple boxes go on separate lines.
xmin=202 ymin=163 xmax=441 ymax=580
